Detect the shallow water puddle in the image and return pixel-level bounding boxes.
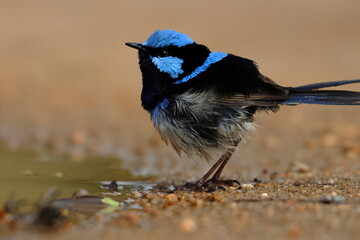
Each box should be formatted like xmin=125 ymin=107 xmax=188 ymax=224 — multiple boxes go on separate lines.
xmin=0 ymin=143 xmax=152 ymax=207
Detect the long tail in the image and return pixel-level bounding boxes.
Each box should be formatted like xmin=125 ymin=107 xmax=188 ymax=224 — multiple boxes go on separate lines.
xmin=283 ymin=79 xmax=360 ymax=105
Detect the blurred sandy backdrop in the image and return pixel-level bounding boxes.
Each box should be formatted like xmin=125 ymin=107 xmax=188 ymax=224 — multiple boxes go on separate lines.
xmin=1 ymin=0 xmax=360 ymax=179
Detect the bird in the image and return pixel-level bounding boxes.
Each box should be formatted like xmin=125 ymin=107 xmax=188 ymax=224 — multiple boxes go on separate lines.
xmin=126 ymin=29 xmax=360 ymax=191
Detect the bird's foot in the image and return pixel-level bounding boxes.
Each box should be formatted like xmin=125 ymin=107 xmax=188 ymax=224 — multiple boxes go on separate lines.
xmin=181 ymin=178 xmax=240 ymax=192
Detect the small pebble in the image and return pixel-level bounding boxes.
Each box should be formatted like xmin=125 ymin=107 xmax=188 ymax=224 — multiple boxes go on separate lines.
xmin=240 ymin=184 xmax=254 ymax=190
xmin=290 ymin=161 xmax=310 ymax=173
xmin=190 ymin=199 xmax=204 ymax=208
xmin=261 ymin=193 xmax=269 ymax=199
xmin=165 ymin=193 xmax=178 ymax=203
xmin=321 ymin=195 xmax=346 ymax=204
xmin=253 ymin=178 xmax=262 ymax=183
xmin=103 ymin=180 xmax=118 ymax=191
xmin=179 ymin=218 xmax=197 ymax=233
xmin=132 ymin=192 xmax=142 ymax=199
xmin=72 ymin=189 xmax=90 ymax=198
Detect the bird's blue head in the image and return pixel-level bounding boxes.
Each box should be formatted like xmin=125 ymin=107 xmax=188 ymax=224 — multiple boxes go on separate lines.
xmin=126 ymin=30 xmax=225 ymax=111
xmin=142 ymin=29 xmax=195 ymax=48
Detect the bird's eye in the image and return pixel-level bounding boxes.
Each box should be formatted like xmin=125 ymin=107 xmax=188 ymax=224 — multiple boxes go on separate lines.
xmin=158 ymin=49 xmax=169 ymax=57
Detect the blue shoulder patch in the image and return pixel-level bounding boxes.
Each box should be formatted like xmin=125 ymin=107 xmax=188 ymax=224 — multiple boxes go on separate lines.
xmin=143 ymin=30 xmax=194 ymax=48
xmin=173 ymin=52 xmax=228 ymax=84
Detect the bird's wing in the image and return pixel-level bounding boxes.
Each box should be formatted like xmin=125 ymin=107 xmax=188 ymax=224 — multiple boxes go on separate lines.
xmin=171 ymin=53 xmax=290 ymax=107
xmin=206 ymin=54 xmax=290 ymax=107
xmin=215 ymin=91 xmax=289 ymax=107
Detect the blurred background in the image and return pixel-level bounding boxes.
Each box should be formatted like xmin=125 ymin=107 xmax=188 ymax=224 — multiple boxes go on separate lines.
xmin=1 ymin=0 xmax=360 ymax=182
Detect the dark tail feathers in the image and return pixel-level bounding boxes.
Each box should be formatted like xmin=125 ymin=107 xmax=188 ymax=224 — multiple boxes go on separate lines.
xmin=284 ymin=79 xmax=360 ymax=105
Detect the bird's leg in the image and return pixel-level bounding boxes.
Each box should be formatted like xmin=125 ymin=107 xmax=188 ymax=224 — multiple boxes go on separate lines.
xmin=206 ymin=140 xmax=240 ymax=186
xmin=209 ymin=146 xmax=237 ymax=181
xmin=182 ymin=141 xmax=240 ymax=191
xmin=194 ymin=152 xmax=231 ymax=186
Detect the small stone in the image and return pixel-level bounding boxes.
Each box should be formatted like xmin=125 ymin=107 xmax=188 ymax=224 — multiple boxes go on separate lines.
xmin=145 ymin=194 xmax=155 ymax=200
xmin=143 ymin=202 xmax=152 ymax=209
xmin=179 ymin=218 xmax=197 ymax=233
xmin=103 ymin=180 xmax=118 ymax=191
xmin=293 ymin=181 xmax=303 ymax=186
xmin=261 ymin=193 xmax=269 ymax=199
xmin=157 ymin=193 xmax=165 ymax=198
xmin=253 ymin=178 xmax=262 ymax=183
xmin=132 ymin=192 xmax=142 ymax=199
xmin=165 ymin=193 xmax=178 ymax=203
xmin=189 ymin=199 xmax=203 ymax=208
xmin=328 ymin=179 xmax=336 ymax=184
xmin=122 ymin=212 xmax=141 ymax=225
xmin=240 ymin=184 xmax=255 ymax=190
xmin=211 ymin=192 xmax=228 ymax=203
xmin=72 ymin=189 xmax=90 ymax=198
xmin=321 ymin=195 xmax=346 ymax=204
xmin=290 ymin=161 xmax=310 ymax=173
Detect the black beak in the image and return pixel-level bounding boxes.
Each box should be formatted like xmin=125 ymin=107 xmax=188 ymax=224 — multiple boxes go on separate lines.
xmin=125 ymin=42 xmax=147 ymax=52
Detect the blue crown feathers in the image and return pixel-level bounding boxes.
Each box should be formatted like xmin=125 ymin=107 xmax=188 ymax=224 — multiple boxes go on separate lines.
xmin=142 ymin=30 xmax=195 ymax=48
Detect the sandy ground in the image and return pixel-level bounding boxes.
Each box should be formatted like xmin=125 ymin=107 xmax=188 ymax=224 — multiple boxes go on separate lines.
xmin=1 ymin=1 xmax=360 ymax=239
